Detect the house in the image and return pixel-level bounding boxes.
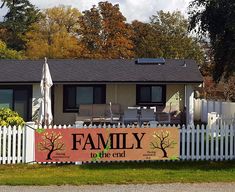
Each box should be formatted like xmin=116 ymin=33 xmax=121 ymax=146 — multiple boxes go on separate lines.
xmin=0 ymin=58 xmax=203 ymax=125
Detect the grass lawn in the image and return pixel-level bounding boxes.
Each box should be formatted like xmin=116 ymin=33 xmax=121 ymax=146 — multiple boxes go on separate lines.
xmin=0 ymin=161 xmax=235 ymax=185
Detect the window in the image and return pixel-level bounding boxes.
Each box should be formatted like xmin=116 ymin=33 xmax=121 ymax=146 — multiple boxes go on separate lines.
xmin=136 ymin=85 xmax=166 ymax=105
xmin=0 ymin=86 xmax=32 ymax=121
xmin=63 ymin=85 xmax=106 ymax=112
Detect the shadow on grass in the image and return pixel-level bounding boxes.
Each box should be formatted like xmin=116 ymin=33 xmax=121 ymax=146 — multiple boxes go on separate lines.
xmin=3 ymin=160 xmax=234 ymax=172
xmin=78 ymin=160 xmax=235 ymax=171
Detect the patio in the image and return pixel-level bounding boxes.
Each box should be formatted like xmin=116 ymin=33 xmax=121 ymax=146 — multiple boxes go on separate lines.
xmin=75 ymin=103 xmax=183 ymax=125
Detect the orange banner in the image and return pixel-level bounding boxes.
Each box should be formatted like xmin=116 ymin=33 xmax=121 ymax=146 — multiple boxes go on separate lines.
xmin=35 ymin=127 xmax=179 ymax=162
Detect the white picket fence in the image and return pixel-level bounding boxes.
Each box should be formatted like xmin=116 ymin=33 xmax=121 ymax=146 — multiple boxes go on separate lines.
xmin=180 ymin=124 xmax=235 ymax=161
xmin=194 ymin=98 xmax=235 ymax=123
xmin=0 ymin=123 xmax=235 ymax=164
xmin=0 ymin=125 xmax=25 ymax=164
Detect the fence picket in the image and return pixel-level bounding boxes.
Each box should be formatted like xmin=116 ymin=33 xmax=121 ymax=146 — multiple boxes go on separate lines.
xmin=7 ymin=126 xmax=12 ymax=164
xmin=210 ymin=126 xmax=214 ymax=160
xmin=229 ymin=125 xmax=234 ymax=160
xmin=191 ymin=125 xmax=195 ymax=160
xmin=206 ymin=125 xmax=210 ymax=160
xmin=181 ymin=125 xmax=186 ymax=160
xmin=186 ymin=125 xmax=190 ymax=160
xmin=201 ymin=124 xmax=205 ymax=160
xmin=225 ymin=124 xmax=229 ymax=160
xmin=2 ymin=126 xmax=7 ymax=164
xmin=17 ymin=127 xmax=22 ymax=163
xmin=22 ymin=126 xmax=26 ymax=163
xmin=196 ymin=125 xmax=200 ymax=160
xmin=220 ymin=125 xmax=224 ymax=160
xmin=0 ymin=127 xmax=2 ymax=163
xmin=215 ymin=124 xmax=219 ymax=161
xmin=12 ymin=126 xmax=16 ymax=164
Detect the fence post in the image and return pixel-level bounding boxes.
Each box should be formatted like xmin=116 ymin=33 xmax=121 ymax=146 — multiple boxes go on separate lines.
xmin=25 ymin=122 xmax=36 ymax=163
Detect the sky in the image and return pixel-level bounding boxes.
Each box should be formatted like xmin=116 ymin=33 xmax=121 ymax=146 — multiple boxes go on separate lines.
xmin=0 ymin=0 xmax=191 ymax=22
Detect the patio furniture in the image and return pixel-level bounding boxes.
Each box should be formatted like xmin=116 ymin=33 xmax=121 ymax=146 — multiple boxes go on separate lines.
xmin=76 ymin=103 xmax=121 ymax=123
xmin=128 ymin=106 xmax=141 ymax=110
xmin=122 ymin=109 xmax=139 ymax=124
xmin=156 ymin=112 xmax=171 ymax=124
xmin=139 ymin=109 xmax=155 ymax=124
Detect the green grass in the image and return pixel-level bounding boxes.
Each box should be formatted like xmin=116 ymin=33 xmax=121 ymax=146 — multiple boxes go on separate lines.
xmin=0 ymin=161 xmax=235 ymax=185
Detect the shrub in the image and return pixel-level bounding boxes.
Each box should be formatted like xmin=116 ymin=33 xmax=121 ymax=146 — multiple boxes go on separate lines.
xmin=0 ymin=108 xmax=25 ymax=127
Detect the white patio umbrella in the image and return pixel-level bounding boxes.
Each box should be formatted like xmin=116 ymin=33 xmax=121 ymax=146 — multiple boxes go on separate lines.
xmin=39 ymin=58 xmax=53 ymax=126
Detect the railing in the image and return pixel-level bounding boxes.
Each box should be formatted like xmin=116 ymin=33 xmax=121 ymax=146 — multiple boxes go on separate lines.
xmin=0 ymin=123 xmax=234 ymax=164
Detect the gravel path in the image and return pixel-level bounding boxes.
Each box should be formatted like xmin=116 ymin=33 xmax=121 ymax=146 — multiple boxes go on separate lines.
xmin=0 ymin=183 xmax=235 ymax=192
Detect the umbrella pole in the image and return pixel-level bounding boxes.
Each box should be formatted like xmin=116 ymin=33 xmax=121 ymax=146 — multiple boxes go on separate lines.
xmin=43 ymin=58 xmax=47 ymax=127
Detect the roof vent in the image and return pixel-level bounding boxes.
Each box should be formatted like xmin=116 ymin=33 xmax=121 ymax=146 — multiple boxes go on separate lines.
xmin=182 ymin=60 xmax=187 ymax=67
xmin=136 ymin=58 xmax=165 ymax=65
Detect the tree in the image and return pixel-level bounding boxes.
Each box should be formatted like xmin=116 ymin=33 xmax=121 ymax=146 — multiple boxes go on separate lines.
xmin=0 ymin=0 xmax=40 ymax=50
xmin=131 ymin=20 xmax=161 ymax=58
xmin=79 ymin=1 xmax=134 ymax=59
xmin=25 ymin=6 xmax=83 ymax=59
xmin=150 ymin=130 xmax=176 ymax=158
xmin=0 ymin=40 xmax=23 ymax=59
xmin=38 ymin=131 xmax=65 ymax=160
xmin=132 ymin=11 xmax=204 ymax=64
xmin=188 ymin=0 xmax=235 ymax=81
xmin=203 ymin=76 xmax=235 ymax=101
xmin=79 ymin=5 xmax=103 ymax=58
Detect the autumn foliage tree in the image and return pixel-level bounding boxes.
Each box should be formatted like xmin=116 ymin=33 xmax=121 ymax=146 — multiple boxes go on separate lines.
xmin=38 ymin=131 xmax=65 ymax=160
xmin=150 ymin=130 xmax=176 ymax=158
xmin=79 ymin=6 xmax=103 ymax=58
xmin=203 ymin=76 xmax=235 ymax=101
xmin=131 ymin=21 xmax=158 ymax=58
xmin=25 ymin=6 xmax=83 ymax=59
xmin=0 ymin=40 xmax=23 ymax=59
xmin=79 ymin=1 xmax=134 ymax=59
xmin=132 ymin=11 xmax=204 ymax=64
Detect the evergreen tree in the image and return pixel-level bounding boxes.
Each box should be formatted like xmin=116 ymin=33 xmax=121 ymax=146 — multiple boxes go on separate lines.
xmin=0 ymin=0 xmax=40 ymax=50
xmin=189 ymin=0 xmax=235 ymax=81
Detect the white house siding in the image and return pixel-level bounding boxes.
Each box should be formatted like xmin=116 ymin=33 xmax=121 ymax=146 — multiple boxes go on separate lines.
xmin=165 ymin=84 xmax=185 ymax=113
xmin=53 ymin=84 xmax=76 ymax=125
xmin=106 ymin=84 xmax=136 ymax=112
xmin=52 ymin=84 xmax=186 ymax=125
xmin=31 ymin=83 xmax=196 ymax=125
xmin=53 ymin=84 xmax=137 ymax=125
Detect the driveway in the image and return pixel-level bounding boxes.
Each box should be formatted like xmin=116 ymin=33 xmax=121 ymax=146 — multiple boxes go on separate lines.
xmin=0 ymin=183 xmax=235 ymax=192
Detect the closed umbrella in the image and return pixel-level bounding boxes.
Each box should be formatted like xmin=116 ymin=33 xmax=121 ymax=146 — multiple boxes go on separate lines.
xmin=39 ymin=58 xmax=53 ymax=126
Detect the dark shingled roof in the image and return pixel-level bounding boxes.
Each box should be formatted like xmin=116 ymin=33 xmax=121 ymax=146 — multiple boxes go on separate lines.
xmin=0 ymin=59 xmax=203 ymax=83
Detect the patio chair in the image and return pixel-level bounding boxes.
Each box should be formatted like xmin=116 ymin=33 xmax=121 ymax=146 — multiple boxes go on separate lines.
xmin=139 ymin=109 xmax=155 ymax=124
xmin=156 ymin=112 xmax=171 ymax=124
xmin=122 ymin=109 xmax=139 ymax=124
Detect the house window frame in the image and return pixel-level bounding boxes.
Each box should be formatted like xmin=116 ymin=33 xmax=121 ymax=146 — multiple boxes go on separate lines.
xmin=136 ymin=84 xmax=166 ymax=106
xmin=0 ymin=85 xmax=32 ymax=121
xmin=63 ymin=84 xmax=106 ymax=113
